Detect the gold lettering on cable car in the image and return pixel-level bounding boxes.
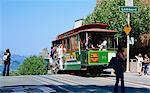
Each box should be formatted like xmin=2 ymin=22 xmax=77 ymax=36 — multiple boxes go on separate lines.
xmin=90 ymin=53 xmax=99 ymax=62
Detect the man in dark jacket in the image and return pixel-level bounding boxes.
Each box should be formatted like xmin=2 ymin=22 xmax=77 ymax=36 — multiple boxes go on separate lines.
xmin=114 ymin=47 xmax=125 ymax=93
xmin=3 ymin=49 xmax=11 ymax=76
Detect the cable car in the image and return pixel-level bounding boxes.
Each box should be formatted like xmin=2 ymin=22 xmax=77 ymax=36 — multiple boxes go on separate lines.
xmin=51 ymin=23 xmax=117 ymax=74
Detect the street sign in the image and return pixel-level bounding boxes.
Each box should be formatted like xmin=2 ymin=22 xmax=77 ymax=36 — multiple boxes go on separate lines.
xmin=125 ymin=0 xmax=133 ymax=6
xmin=119 ymin=6 xmax=138 ymax=13
xmin=129 ymin=37 xmax=134 ymax=45
xmin=124 ymin=25 xmax=131 ymax=35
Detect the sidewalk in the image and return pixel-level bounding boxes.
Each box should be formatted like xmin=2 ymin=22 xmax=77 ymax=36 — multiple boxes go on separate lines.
xmin=106 ymin=67 xmax=150 ymax=86
xmin=124 ymin=72 xmax=150 ymax=86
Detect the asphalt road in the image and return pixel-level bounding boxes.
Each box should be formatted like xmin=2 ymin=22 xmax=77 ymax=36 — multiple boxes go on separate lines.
xmin=0 ymin=73 xmax=150 ymax=93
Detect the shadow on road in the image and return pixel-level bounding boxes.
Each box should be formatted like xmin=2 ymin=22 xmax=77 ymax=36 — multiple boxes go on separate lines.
xmin=0 ymin=84 xmax=149 ymax=93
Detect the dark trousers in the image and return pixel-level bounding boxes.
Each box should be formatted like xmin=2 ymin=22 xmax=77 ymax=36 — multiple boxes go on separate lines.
xmin=144 ymin=63 xmax=149 ymax=75
xmin=3 ymin=63 xmax=10 ymax=76
xmin=114 ymin=72 xmax=125 ymax=93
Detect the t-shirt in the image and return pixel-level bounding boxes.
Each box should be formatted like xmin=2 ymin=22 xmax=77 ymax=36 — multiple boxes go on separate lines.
xmin=135 ymin=56 xmax=143 ymax=63
xmin=57 ymin=47 xmax=65 ymax=58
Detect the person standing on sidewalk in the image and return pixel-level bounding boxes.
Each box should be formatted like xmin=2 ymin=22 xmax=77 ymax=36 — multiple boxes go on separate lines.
xmin=135 ymin=53 xmax=143 ymax=76
xmin=114 ymin=46 xmax=125 ymax=93
xmin=3 ymin=49 xmax=11 ymax=76
xmin=143 ymin=54 xmax=150 ymax=75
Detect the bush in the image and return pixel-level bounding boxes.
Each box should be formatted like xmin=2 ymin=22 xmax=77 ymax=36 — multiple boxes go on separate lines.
xmin=18 ymin=56 xmax=47 ymax=75
xmin=10 ymin=70 xmax=20 ymax=76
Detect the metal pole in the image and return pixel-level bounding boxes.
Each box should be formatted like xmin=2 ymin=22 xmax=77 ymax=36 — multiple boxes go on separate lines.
xmin=86 ymin=32 xmax=88 ymax=50
xmin=126 ymin=13 xmax=130 ymax=72
xmin=78 ymin=34 xmax=81 ymax=55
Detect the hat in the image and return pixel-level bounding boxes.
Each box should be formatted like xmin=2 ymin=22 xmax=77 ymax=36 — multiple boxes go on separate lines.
xmin=138 ymin=53 xmax=142 ymax=57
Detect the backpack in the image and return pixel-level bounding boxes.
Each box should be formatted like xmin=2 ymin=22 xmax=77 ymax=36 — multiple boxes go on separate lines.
xmin=108 ymin=57 xmax=118 ymax=69
xmin=3 ymin=55 xmax=7 ymax=61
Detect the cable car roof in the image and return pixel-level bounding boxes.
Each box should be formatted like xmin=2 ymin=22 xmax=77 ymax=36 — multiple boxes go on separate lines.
xmin=56 ymin=23 xmax=117 ymax=40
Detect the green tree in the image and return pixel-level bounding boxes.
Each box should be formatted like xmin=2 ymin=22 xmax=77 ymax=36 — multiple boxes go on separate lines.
xmin=18 ymin=56 xmax=47 ymax=75
xmin=39 ymin=48 xmax=49 ymax=58
xmin=83 ymin=0 xmax=150 ymax=44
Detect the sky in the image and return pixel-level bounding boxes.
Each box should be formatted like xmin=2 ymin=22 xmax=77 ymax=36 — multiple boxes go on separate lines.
xmin=0 ymin=0 xmax=96 ymax=56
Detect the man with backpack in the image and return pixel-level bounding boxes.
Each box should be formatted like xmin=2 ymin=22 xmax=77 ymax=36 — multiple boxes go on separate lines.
xmin=109 ymin=46 xmax=125 ymax=93
xmin=3 ymin=49 xmax=11 ymax=76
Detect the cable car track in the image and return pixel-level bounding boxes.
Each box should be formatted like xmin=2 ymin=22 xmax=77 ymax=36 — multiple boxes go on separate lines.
xmin=32 ymin=75 xmax=111 ymax=93
xmin=39 ymin=74 xmax=150 ymax=88
xmin=31 ymin=74 xmax=150 ymax=92
xmin=31 ymin=75 xmax=74 ymax=93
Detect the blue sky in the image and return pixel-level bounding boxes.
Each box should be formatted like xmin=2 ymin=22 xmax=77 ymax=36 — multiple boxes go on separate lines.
xmin=0 ymin=0 xmax=96 ymax=56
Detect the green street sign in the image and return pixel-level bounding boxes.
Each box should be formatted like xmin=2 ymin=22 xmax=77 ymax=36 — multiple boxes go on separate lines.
xmin=119 ymin=6 xmax=138 ymax=13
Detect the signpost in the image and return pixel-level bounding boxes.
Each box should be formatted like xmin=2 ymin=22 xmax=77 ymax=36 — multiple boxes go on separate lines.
xmin=120 ymin=0 xmax=138 ymax=72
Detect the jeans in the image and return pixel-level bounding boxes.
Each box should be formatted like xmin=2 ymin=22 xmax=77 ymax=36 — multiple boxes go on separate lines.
xmin=3 ymin=63 xmax=10 ymax=76
xmin=144 ymin=63 xmax=149 ymax=75
xmin=114 ymin=72 xmax=125 ymax=93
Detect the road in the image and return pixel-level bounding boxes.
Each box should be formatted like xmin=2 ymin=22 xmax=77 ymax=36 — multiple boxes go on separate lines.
xmin=0 ymin=73 xmax=150 ymax=93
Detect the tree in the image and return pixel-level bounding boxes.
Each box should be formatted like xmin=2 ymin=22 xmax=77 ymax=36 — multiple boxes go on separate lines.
xmin=18 ymin=56 xmax=47 ymax=75
xmin=83 ymin=0 xmax=150 ymax=45
xmin=39 ymin=48 xmax=49 ymax=58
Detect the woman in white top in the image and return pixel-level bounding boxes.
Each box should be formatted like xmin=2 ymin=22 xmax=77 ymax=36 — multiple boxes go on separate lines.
xmin=135 ymin=53 xmax=143 ymax=76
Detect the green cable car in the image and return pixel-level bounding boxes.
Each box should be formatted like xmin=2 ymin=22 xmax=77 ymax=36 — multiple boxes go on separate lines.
xmin=52 ymin=23 xmax=117 ymax=74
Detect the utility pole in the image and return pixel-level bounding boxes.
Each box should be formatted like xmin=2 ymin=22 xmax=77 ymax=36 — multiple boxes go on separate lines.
xmin=126 ymin=13 xmax=131 ymax=72
xmin=123 ymin=16 xmax=131 ymax=72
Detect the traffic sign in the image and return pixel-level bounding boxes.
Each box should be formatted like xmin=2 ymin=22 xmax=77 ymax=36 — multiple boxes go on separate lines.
xmin=119 ymin=6 xmax=138 ymax=13
xmin=125 ymin=0 xmax=133 ymax=6
xmin=124 ymin=25 xmax=131 ymax=35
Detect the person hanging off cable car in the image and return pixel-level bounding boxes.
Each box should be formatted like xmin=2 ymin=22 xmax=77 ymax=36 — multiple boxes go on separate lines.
xmin=84 ymin=34 xmax=95 ymax=49
xmin=57 ymin=44 xmax=66 ymax=70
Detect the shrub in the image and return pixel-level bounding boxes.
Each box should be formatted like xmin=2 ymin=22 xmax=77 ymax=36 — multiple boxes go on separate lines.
xmin=18 ymin=56 xmax=47 ymax=75
xmin=9 ymin=70 xmax=20 ymax=76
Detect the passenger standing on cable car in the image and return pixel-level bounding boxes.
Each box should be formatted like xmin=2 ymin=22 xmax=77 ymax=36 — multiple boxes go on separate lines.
xmin=85 ymin=34 xmax=95 ymax=49
xmin=57 ymin=44 xmax=66 ymax=70
xmin=50 ymin=47 xmax=54 ymax=64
